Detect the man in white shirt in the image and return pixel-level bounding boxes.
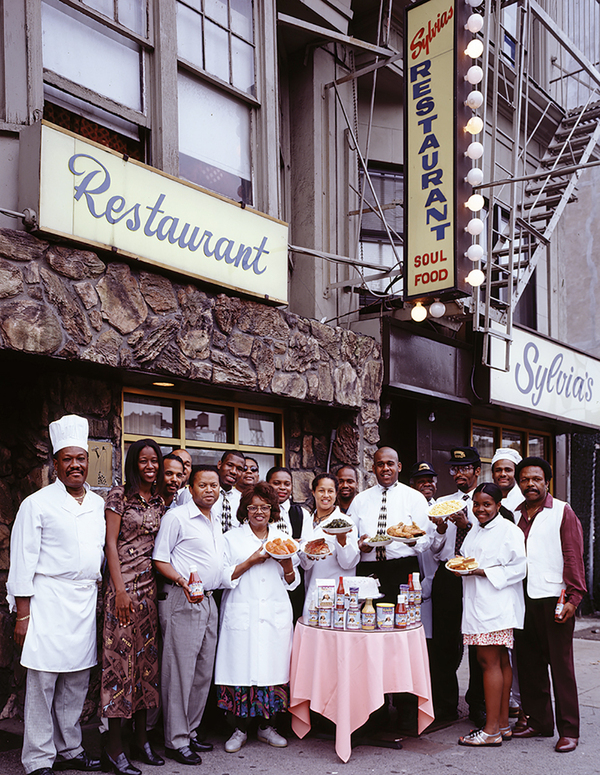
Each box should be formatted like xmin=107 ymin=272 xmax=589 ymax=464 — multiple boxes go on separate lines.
xmin=491 ymin=447 xmax=523 ymax=519
xmin=7 ymin=415 xmax=105 ymax=775
xmin=349 ymin=446 xmax=432 ymax=603
xmin=215 ymin=450 xmax=246 ymax=532
xmin=430 ymin=446 xmax=485 ymax=725
xmin=153 ymin=465 xmax=225 ymax=765
xmin=161 ymin=453 xmax=185 ymax=509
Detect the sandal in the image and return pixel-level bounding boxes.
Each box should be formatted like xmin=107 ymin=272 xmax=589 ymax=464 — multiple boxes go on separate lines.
xmin=458 ymin=728 xmax=503 ymax=747
xmin=500 ymin=726 xmax=512 ymax=740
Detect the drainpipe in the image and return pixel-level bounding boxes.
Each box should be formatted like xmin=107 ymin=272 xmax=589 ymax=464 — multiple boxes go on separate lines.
xmin=589 ymin=443 xmax=599 ymax=611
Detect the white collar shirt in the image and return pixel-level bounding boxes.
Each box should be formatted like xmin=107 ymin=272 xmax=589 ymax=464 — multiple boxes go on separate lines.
xmin=348 ymin=480 xmax=433 ymax=560
xmin=431 ymin=489 xmax=477 ymax=562
xmin=215 ymin=487 xmax=242 ymax=530
xmin=503 ymin=484 xmax=524 ymax=517
xmin=152 ymin=499 xmax=224 ymax=590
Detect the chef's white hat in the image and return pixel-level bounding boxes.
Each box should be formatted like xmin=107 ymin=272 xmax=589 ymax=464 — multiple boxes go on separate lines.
xmin=49 ymin=414 xmax=89 ymax=455
xmin=491 ymin=447 xmax=522 ymax=467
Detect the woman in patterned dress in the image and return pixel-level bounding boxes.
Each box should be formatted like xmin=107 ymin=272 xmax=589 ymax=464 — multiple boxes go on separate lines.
xmin=101 ymin=439 xmax=165 ymax=774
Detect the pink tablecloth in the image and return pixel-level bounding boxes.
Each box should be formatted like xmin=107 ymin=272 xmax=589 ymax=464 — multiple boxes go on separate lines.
xmin=289 ymin=621 xmax=434 ymax=762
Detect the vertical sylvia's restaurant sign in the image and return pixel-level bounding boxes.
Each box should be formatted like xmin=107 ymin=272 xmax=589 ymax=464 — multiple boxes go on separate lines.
xmin=490 ymin=328 xmax=600 ymax=429
xmin=404 ymin=0 xmax=456 ymax=299
xmin=24 ymin=123 xmax=289 ymax=304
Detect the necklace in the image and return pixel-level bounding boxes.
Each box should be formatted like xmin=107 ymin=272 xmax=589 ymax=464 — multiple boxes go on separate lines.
xmin=72 ymin=492 xmax=86 ymax=505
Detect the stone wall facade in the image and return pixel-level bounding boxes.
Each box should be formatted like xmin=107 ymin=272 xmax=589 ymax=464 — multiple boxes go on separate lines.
xmin=0 ymin=226 xmax=383 ymax=715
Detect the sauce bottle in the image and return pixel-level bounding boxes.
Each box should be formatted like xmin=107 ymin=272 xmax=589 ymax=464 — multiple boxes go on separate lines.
xmin=333 ymin=577 xmax=346 ymax=630
xmin=413 ymin=572 xmax=422 ymax=605
xmin=335 ymin=576 xmax=345 ymax=608
xmin=407 ymin=574 xmax=416 ymax=606
xmin=188 ymin=565 xmax=204 ymax=603
xmin=394 ymin=594 xmax=408 ymax=629
xmin=555 ymin=589 xmax=566 ymax=620
xmin=361 ymin=597 xmax=376 ymax=630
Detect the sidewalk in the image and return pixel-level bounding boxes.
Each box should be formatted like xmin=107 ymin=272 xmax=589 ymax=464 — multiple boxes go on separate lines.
xmin=1 ymin=619 xmax=599 ymax=774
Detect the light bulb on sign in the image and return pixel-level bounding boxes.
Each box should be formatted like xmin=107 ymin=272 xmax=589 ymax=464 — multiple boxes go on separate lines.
xmin=465 ymin=13 xmax=484 ymax=33
xmin=465 ymin=90 xmax=484 ymax=109
xmin=466 ymin=167 xmax=484 ymax=186
xmin=429 ymin=300 xmax=446 ymax=318
xmin=411 ymin=302 xmax=427 ymax=322
xmin=465 ymin=65 xmax=484 ymax=84
xmin=465 ymin=39 xmax=484 ymax=59
xmin=465 ymin=218 xmax=484 ymax=235
xmin=465 ymin=116 xmax=484 ymax=135
xmin=467 ymin=269 xmax=485 ymax=286
xmin=465 ymin=0 xmax=480 ymax=6
xmin=466 ymin=244 xmax=484 ymax=262
xmin=465 ymin=141 xmax=484 ymax=159
xmin=466 ymin=193 xmax=485 ymax=211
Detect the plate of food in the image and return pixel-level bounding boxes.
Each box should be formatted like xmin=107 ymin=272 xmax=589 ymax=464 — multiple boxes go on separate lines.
xmin=265 ymin=537 xmax=299 ymax=559
xmin=321 ymin=517 xmax=353 ymax=534
xmin=445 ymin=556 xmax=479 ymax=575
xmin=302 ymin=537 xmax=332 ymax=559
xmin=364 ymin=533 xmax=393 ymax=548
xmin=428 ymin=499 xmax=467 ymax=519
xmin=387 ymin=521 xmax=426 ymax=542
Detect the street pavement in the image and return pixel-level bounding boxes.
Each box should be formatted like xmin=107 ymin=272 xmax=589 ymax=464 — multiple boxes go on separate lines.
xmin=1 ymin=620 xmax=599 ymax=775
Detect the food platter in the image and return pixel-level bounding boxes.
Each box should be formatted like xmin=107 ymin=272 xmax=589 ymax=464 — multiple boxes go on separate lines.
xmin=265 ymin=537 xmax=299 ymax=559
xmin=445 ymin=556 xmax=478 ymax=575
xmin=386 ymin=522 xmax=426 ymax=542
xmin=301 ymin=538 xmax=332 ymax=560
xmin=428 ymin=499 xmax=466 ymax=518
xmin=321 ymin=518 xmax=353 ymax=535
xmin=388 ymin=535 xmax=420 ymax=544
xmin=364 ymin=535 xmax=393 ymax=548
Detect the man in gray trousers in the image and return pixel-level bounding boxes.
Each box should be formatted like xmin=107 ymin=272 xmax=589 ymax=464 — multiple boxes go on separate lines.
xmin=153 ymin=465 xmax=224 ymax=765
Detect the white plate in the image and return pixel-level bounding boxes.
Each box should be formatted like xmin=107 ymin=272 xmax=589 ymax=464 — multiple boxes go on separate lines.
xmin=264 ymin=538 xmax=299 ymax=560
xmin=428 ymin=499 xmax=466 ymax=519
xmin=301 ymin=540 xmax=332 ymax=560
xmin=387 ymin=533 xmax=425 ymax=543
xmin=364 ymin=536 xmax=393 ymax=547
xmin=445 ymin=560 xmax=478 ymax=575
xmin=322 ymin=525 xmax=353 ymax=535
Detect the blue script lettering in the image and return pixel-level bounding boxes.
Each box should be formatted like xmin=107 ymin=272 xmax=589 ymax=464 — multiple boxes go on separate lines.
xmin=514 ymin=341 xmax=593 ymax=406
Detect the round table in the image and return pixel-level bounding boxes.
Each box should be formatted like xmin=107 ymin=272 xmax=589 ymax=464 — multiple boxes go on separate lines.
xmin=289 ymin=620 xmax=434 ymax=762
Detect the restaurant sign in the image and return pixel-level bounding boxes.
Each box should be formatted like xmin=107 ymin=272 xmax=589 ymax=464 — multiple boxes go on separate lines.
xmin=490 ymin=328 xmax=600 ymax=429
xmin=20 ymin=122 xmax=289 ymax=304
xmin=404 ymin=0 xmax=472 ymax=300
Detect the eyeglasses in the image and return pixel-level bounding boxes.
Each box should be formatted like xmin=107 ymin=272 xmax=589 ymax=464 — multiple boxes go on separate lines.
xmin=245 ymin=466 xmax=259 ymax=473
xmin=247 ymin=505 xmax=272 ymax=514
xmin=449 ymin=465 xmax=474 ymax=476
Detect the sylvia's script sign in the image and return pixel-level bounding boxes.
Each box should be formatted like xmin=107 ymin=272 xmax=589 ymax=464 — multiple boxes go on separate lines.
xmin=490 ymin=327 xmax=600 ymax=429
xmin=31 ymin=123 xmax=288 ymax=304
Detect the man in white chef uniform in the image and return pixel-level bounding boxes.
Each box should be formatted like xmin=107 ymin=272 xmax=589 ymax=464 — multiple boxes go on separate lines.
xmin=7 ymin=415 xmax=105 ymax=775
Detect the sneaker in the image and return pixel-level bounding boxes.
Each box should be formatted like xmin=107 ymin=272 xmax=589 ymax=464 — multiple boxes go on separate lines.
xmin=224 ymin=729 xmax=247 ymax=753
xmin=257 ymin=726 xmax=288 ymax=748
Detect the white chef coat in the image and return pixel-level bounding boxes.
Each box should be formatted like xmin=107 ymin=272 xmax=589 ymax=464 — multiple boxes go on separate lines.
xmin=418 ymin=497 xmax=439 ymax=639
xmin=460 ymin=515 xmax=526 ymax=635
xmin=152 ymin=499 xmax=224 ymax=591
xmin=214 ymin=523 xmax=299 ymax=687
xmin=348 ymin=481 xmax=433 ymax=560
xmin=502 ymin=484 xmax=524 ymax=519
xmin=299 ymin=507 xmax=360 ymax=618
xmin=6 ymin=479 xmax=105 ymax=672
xmin=431 ymin=490 xmax=476 ymax=563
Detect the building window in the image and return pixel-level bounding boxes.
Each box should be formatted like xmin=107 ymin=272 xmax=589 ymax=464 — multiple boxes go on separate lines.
xmin=358 ymin=165 xmax=404 ymax=307
xmin=123 ymin=389 xmax=284 ymax=477
xmin=472 ymin=421 xmax=552 ymax=483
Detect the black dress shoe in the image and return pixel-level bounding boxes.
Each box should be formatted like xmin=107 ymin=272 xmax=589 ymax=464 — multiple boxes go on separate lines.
xmin=54 ymin=751 xmax=101 ymax=771
xmin=164 ymin=746 xmax=201 ymax=765
xmin=31 ymin=769 xmax=54 ymax=775
xmin=190 ymin=737 xmax=213 ymax=753
xmin=100 ymin=750 xmax=141 ymax=775
xmin=129 ymin=742 xmax=165 ymax=766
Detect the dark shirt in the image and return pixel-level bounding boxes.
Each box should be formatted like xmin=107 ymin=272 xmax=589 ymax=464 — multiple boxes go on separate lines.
xmin=516 ymin=493 xmax=587 ymax=607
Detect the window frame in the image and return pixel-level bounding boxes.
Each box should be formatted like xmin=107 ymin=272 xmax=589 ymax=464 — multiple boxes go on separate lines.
xmin=121 ymin=387 xmax=286 ymax=471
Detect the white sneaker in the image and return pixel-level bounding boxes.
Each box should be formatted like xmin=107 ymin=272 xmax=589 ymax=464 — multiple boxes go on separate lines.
xmin=257 ymin=726 xmax=288 ymax=748
xmin=225 ymin=729 xmax=247 ymax=753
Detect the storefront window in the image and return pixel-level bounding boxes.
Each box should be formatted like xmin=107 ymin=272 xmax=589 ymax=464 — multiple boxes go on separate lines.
xmin=472 ymin=421 xmax=551 ymax=483
xmin=123 ymin=389 xmax=284 ymax=478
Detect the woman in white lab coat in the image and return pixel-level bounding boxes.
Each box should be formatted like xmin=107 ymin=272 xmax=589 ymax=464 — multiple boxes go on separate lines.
xmin=456 ymin=482 xmax=526 ymax=748
xmin=215 ymin=481 xmax=299 ymax=753
xmin=300 ymin=473 xmax=360 ymax=619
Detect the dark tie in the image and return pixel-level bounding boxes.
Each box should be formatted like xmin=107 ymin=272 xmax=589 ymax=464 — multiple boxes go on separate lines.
xmin=454 ymin=493 xmax=471 ymax=554
xmin=376 ymin=488 xmax=388 ymax=561
xmin=221 ymin=489 xmax=232 ymax=533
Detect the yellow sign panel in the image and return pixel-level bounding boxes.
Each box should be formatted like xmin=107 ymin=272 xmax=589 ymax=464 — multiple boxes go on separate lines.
xmin=37 ymin=124 xmax=289 ymax=304
xmin=405 ymin=0 xmax=456 ymax=298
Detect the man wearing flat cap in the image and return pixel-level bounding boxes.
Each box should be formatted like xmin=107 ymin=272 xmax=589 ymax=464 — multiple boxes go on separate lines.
xmin=7 ymin=415 xmax=105 ymax=775
xmin=429 ymin=447 xmax=484 ymax=725
xmin=491 ymin=447 xmax=523 ymax=520
xmin=512 ymin=457 xmax=586 ymax=754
